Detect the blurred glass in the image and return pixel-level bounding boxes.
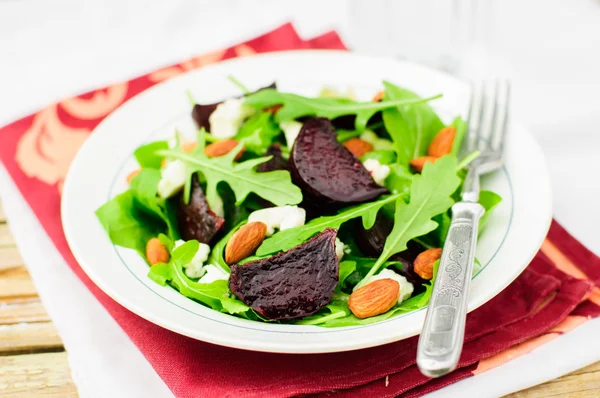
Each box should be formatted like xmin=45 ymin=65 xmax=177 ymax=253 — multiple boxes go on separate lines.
xmin=347 ymin=0 xmax=491 ymax=75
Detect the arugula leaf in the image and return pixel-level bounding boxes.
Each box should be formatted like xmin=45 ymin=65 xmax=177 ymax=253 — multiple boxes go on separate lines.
xmin=148 ymin=241 xmax=254 ymax=317
xmin=361 ymin=150 xmax=396 ymax=165
xmin=357 ymin=155 xmax=461 ymax=288
xmin=256 ymin=193 xmax=405 ymax=256
xmin=129 ymin=169 xmax=179 ymax=240
xmin=336 ymin=129 xmax=361 ymax=143
xmin=244 ymin=89 xmax=442 ymax=132
xmin=451 ymin=116 xmax=468 ymax=156
xmin=479 ymin=190 xmax=503 ymax=232
xmin=158 ymin=130 xmax=302 ymax=211
xmin=96 ymin=191 xmax=164 ymax=255
xmin=236 ymin=112 xmax=281 ymax=153
xmin=95 ymin=169 xmax=179 ymax=255
xmin=381 ymin=81 xmax=445 ymax=165
xmin=294 ymin=294 xmax=351 ymax=325
xmin=385 ymin=163 xmax=413 ymax=195
xmin=134 ymin=141 xmax=169 ymax=168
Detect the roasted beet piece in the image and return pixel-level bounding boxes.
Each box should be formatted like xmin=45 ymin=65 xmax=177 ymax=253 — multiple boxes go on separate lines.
xmin=191 ymin=82 xmax=276 ymax=131
xmin=229 ymin=229 xmax=339 ymax=320
xmin=290 ymin=118 xmax=388 ymax=208
xmin=256 ymin=144 xmax=289 ymax=173
xmin=177 ymin=175 xmax=225 ymax=244
xmin=356 ymin=214 xmax=427 ymax=285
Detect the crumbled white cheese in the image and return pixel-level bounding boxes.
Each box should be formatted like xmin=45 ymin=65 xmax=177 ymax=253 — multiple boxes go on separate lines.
xmin=279 ymin=120 xmax=303 ymax=148
xmin=335 ymin=238 xmax=346 ymax=260
xmin=248 ymin=205 xmax=306 ymax=236
xmin=174 ymin=240 xmax=212 ymax=279
xmin=368 ymin=269 xmax=414 ymax=304
xmin=363 ymin=158 xmax=390 ymax=186
xmin=208 ymin=98 xmax=255 ymax=139
xmin=199 ymin=264 xmax=230 ymax=284
xmin=157 ymin=160 xmax=187 ymax=198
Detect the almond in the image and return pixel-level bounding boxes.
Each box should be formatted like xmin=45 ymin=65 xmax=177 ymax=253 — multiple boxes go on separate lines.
xmin=205 ymin=139 xmax=244 ymax=160
xmin=348 ymin=279 xmax=400 ymax=319
xmin=343 ymin=138 xmax=374 ymax=158
xmin=428 ymin=126 xmax=456 ymax=157
xmin=414 ymin=248 xmax=442 ymax=280
xmin=182 ymin=141 xmax=197 ymax=153
xmin=126 ymin=169 xmax=141 ymax=184
xmin=146 ymin=238 xmax=170 ymax=265
xmin=225 ymin=222 xmax=268 ymax=265
xmin=372 ymin=91 xmax=384 ymax=102
xmin=409 ymin=156 xmax=437 ymax=173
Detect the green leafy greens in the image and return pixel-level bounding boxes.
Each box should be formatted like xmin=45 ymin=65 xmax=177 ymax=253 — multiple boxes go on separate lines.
xmin=244 ymin=88 xmax=442 ymax=132
xmin=158 ymin=130 xmax=302 ymax=211
xmin=256 ymin=193 xmax=405 ymax=256
xmin=356 ymin=155 xmax=461 ymax=288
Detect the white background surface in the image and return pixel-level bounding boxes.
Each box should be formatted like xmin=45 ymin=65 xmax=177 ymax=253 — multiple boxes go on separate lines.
xmin=0 ymin=0 xmax=599 ymax=397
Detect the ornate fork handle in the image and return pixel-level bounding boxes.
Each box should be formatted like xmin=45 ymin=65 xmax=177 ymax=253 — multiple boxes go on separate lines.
xmin=417 ymin=201 xmax=484 ymax=378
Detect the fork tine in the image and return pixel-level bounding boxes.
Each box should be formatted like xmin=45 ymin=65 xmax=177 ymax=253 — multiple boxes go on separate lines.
xmin=479 ymin=81 xmax=498 ymax=152
xmin=492 ymin=80 xmax=510 ymax=154
xmin=466 ymin=82 xmax=484 ymax=153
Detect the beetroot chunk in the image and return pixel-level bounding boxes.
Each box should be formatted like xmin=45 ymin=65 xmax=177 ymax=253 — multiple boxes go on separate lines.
xmin=229 ymin=229 xmax=339 ymax=320
xmin=290 ymin=118 xmax=388 ymax=207
xmin=177 ymin=175 xmax=224 ymax=244
xmin=256 ymin=144 xmax=289 ymax=173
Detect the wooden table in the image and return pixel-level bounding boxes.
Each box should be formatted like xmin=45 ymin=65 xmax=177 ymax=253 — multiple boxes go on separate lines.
xmin=1 ymin=201 xmax=599 ymax=397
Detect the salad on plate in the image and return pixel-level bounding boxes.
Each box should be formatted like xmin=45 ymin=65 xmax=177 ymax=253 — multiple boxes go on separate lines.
xmin=96 ymin=78 xmax=501 ymax=327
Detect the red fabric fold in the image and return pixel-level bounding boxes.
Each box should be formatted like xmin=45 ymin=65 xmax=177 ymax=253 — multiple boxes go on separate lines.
xmin=0 ymin=23 xmax=599 ymax=398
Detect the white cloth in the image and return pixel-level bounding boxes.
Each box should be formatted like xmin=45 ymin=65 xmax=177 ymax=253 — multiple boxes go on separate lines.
xmin=0 ymin=1 xmax=599 ymax=397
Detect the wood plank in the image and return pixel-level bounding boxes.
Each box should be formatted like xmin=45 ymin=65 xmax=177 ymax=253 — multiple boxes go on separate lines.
xmin=0 ymin=299 xmax=50 ymax=325
xmin=0 ymin=202 xmax=5 ymax=223
xmin=0 ymin=247 xmax=23 ymax=270
xmin=508 ymin=362 xmax=600 ymax=397
xmin=0 ymin=266 xmax=38 ymax=299
xmin=0 ymin=351 xmax=78 ymax=397
xmin=0 ymin=321 xmax=62 ymax=355
xmin=0 ymin=224 xmax=14 ymax=246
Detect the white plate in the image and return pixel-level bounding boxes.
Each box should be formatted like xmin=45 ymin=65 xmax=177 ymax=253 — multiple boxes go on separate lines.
xmin=62 ymin=51 xmax=552 ymax=353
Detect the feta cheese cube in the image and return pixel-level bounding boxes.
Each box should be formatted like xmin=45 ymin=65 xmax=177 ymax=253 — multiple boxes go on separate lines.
xmin=199 ymin=264 xmax=230 ymax=284
xmin=174 ymin=240 xmax=212 ymax=279
xmin=248 ymin=205 xmax=306 ymax=236
xmin=368 ymin=269 xmax=414 ymax=304
xmin=208 ymin=98 xmax=255 ymax=139
xmin=363 ymin=158 xmax=390 ymax=186
xmin=157 ymin=160 xmax=187 ymax=198
xmin=335 ymin=238 xmax=346 ymax=260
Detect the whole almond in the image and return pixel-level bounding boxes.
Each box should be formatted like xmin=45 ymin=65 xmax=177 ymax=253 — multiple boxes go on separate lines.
xmin=146 ymin=238 xmax=170 ymax=265
xmin=205 ymin=139 xmax=244 ymax=160
xmin=225 ymin=222 xmax=268 ymax=265
xmin=414 ymin=248 xmax=442 ymax=280
xmin=126 ymin=169 xmax=141 ymax=184
xmin=409 ymin=156 xmax=437 ymax=173
xmin=343 ymin=138 xmax=374 ymax=158
xmin=348 ymin=279 xmax=400 ymax=319
xmin=428 ymin=126 xmax=456 ymax=157
xmin=372 ymin=91 xmax=384 ymax=102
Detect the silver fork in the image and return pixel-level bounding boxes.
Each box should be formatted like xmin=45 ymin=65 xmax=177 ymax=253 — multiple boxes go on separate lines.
xmin=416 ymin=81 xmax=511 ymax=378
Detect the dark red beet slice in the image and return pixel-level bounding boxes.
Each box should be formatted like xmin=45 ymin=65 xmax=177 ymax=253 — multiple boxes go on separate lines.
xmin=229 ymin=229 xmax=339 ymax=320
xmin=192 ymin=82 xmax=276 ymax=131
xmin=290 ymin=117 xmax=388 ymax=207
xmin=256 ymin=144 xmax=289 ymax=173
xmin=177 ymin=175 xmax=225 ymax=244
xmin=356 ymin=214 xmax=427 ymax=286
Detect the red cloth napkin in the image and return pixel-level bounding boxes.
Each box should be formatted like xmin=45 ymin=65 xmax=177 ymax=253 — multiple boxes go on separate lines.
xmin=1 ymin=24 xmax=599 ymax=397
